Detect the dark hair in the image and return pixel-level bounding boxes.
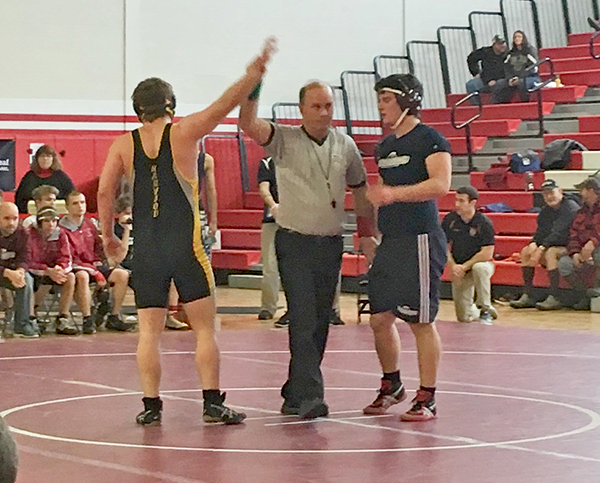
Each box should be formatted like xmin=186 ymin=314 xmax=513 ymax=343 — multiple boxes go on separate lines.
xmin=31 ymin=145 xmax=62 ymax=174
xmin=456 ymin=185 xmax=479 ymax=201
xmin=132 ymin=78 xmax=176 ymax=122
xmin=374 ymin=73 xmax=424 ymax=116
xmin=0 ymin=416 xmax=18 ymax=483
xmin=115 ymin=196 xmax=132 ymax=214
xmin=32 ymin=184 xmax=59 ymax=202
xmin=299 ymin=81 xmax=332 ymax=105
xmin=66 ymin=190 xmax=85 ymax=204
xmin=512 ymin=30 xmax=535 ymax=55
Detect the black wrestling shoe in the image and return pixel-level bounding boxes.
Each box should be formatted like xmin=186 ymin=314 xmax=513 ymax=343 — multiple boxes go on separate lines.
xmin=136 ymin=397 xmax=162 ymax=425
xmin=136 ymin=409 xmax=162 ymax=426
xmin=203 ymin=392 xmax=246 ymax=424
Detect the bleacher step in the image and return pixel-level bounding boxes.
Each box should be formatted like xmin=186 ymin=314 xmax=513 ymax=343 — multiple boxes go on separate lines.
xmin=228 ymin=273 xmax=271 ymax=290
xmin=582 ymin=151 xmax=600 ymax=169
xmin=479 ymin=136 xmax=544 ymax=155
xmin=543 ymin=170 xmax=596 ymax=189
xmin=515 ymin=119 xmax=579 ymax=135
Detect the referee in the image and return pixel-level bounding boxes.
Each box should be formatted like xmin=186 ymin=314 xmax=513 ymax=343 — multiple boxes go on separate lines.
xmin=363 ymin=74 xmax=451 ymax=422
xmin=240 ymin=80 xmax=375 ymax=419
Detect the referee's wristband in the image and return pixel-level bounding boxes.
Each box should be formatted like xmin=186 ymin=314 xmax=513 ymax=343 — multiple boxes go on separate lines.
xmin=248 ymin=81 xmax=262 ymax=101
xmin=356 ymin=216 xmax=376 ymax=237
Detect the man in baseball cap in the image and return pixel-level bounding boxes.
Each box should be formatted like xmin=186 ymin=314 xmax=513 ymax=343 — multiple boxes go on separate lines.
xmin=511 ymin=179 xmax=579 ymax=310
xmin=465 ymin=34 xmax=508 ymax=103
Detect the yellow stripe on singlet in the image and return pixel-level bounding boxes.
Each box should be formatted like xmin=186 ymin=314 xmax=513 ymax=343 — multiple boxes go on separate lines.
xmin=172 ymin=162 xmax=215 ymax=292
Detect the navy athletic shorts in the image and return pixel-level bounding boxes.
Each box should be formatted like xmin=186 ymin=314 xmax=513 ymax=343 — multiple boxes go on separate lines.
xmin=368 ymin=229 xmax=447 ymax=323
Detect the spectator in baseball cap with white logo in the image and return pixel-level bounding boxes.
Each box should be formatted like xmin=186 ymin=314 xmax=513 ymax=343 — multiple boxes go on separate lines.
xmin=512 ymin=179 xmax=580 ymax=310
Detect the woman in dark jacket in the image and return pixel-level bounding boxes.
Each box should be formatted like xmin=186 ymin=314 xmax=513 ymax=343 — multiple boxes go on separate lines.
xmin=15 ymin=145 xmax=75 ymax=213
xmin=492 ymin=30 xmax=541 ymax=104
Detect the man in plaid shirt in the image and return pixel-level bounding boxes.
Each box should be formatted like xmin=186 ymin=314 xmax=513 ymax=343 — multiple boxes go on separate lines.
xmin=558 ymin=177 xmax=600 ymax=310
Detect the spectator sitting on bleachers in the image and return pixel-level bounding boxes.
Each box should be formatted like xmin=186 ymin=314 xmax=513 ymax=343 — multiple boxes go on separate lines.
xmin=15 ymin=145 xmax=75 ymax=214
xmin=442 ymin=186 xmax=497 ymax=324
xmin=27 ymin=207 xmax=77 ymax=335
xmin=558 ymin=178 xmax=600 ymax=310
xmin=492 ymin=30 xmax=540 ymax=104
xmin=511 ymin=179 xmax=579 ymax=310
xmin=22 ymin=185 xmax=59 ymax=229
xmin=60 ymin=191 xmax=132 ymax=333
xmin=465 ymin=34 xmax=507 ymax=103
xmin=0 ymin=202 xmax=39 ymax=338
xmin=102 ymin=196 xmax=136 ymax=332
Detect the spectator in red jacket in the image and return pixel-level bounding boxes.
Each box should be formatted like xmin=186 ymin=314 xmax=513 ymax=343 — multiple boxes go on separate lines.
xmin=0 ymin=202 xmax=38 ymax=338
xmin=27 ymin=207 xmax=77 ymax=335
xmin=60 ymin=191 xmax=132 ymax=333
xmin=558 ymin=178 xmax=600 ymax=310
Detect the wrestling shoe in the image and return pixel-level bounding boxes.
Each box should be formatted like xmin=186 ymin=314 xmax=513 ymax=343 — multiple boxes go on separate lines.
xmin=203 ymin=392 xmax=246 ymax=424
xmin=400 ymin=389 xmax=437 ymax=422
xmin=363 ymin=380 xmax=406 ymax=415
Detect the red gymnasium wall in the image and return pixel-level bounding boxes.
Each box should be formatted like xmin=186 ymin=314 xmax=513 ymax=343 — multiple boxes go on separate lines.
xmin=0 ymin=117 xmax=264 ymax=213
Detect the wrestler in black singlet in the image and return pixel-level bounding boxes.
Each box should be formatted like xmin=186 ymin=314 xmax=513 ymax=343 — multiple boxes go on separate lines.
xmin=131 ymin=123 xmax=214 ymax=308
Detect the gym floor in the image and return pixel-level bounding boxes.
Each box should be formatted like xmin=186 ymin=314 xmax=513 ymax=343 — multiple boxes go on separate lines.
xmin=2 ymin=288 xmax=600 ymax=482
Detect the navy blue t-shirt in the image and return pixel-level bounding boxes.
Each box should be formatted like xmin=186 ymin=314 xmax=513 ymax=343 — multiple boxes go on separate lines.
xmin=375 ymin=124 xmax=451 ymax=236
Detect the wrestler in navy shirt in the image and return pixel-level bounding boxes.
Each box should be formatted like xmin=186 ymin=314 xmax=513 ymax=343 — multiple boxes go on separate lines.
xmin=376 ymin=124 xmax=451 ymax=236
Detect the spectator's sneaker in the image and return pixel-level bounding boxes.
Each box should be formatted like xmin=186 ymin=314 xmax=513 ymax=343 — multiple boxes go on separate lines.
xmin=536 ymin=295 xmax=562 ymax=311
xmin=136 ymin=409 xmax=162 ymax=426
xmin=56 ymin=316 xmax=78 ymax=335
xmin=484 ymin=305 xmax=498 ymax=319
xmin=82 ymin=316 xmax=96 ymax=334
xmin=587 ymin=287 xmax=600 ymax=298
xmin=106 ymin=314 xmax=135 ymax=332
xmin=13 ymin=322 xmax=39 ymax=339
xmin=29 ymin=318 xmax=41 ymax=336
xmin=510 ymin=294 xmax=536 ymax=309
xmin=329 ymin=313 xmax=345 ymax=325
xmin=274 ymin=312 xmax=290 ymax=328
xmin=203 ymin=392 xmax=246 ymax=424
xmin=363 ymin=381 xmax=406 ymax=415
xmin=280 ymin=401 xmax=300 ymax=415
xmin=299 ymin=398 xmax=329 ymax=420
xmin=400 ymin=390 xmax=437 ymax=422
xmin=479 ymin=311 xmax=493 ymax=325
xmin=257 ymin=309 xmax=273 ymax=320
xmin=165 ymin=314 xmax=189 ymax=330
xmin=573 ymin=297 xmax=591 ymax=311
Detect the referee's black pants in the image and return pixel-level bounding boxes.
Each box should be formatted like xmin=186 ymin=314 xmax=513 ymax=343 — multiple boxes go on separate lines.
xmin=275 ymin=228 xmax=343 ymax=406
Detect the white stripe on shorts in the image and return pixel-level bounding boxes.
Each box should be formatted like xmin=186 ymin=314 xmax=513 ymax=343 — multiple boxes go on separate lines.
xmin=417 ymin=233 xmax=431 ymax=323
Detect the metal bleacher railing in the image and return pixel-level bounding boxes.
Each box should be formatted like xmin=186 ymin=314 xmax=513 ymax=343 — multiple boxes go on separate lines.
xmin=340 ymin=71 xmax=380 ymax=138
xmin=451 ymin=93 xmax=483 ymax=173
xmin=201 ymin=127 xmax=250 ymax=192
xmin=469 ymin=11 xmax=507 ymax=48
xmin=527 ymin=57 xmax=557 ymax=136
xmin=261 ymin=0 xmax=599 ymax=178
xmin=590 ymin=29 xmax=600 ymax=59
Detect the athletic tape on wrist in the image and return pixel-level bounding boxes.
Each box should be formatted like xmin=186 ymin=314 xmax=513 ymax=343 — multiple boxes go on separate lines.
xmin=249 ymin=81 xmax=263 ymax=101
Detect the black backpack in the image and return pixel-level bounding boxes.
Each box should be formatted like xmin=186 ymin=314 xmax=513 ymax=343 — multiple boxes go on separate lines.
xmin=542 ymin=139 xmax=587 ymax=170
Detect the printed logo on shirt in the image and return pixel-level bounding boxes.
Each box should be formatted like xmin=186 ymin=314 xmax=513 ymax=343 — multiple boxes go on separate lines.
xmin=397 ymin=305 xmax=418 ymax=317
xmin=378 ymin=152 xmax=411 ymax=169
xmin=469 ymin=227 xmax=479 ymax=237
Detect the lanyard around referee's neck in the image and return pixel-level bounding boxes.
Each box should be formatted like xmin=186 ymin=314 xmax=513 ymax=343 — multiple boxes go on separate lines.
xmin=302 ymin=126 xmax=337 ymax=209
